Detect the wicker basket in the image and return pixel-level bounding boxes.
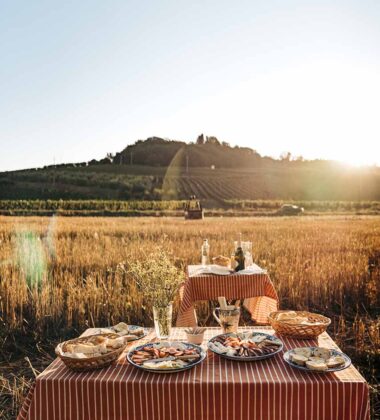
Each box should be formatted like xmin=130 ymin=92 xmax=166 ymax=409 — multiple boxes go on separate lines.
xmin=268 ymin=310 xmax=331 ymax=339
xmin=55 ymin=333 xmax=126 ymax=371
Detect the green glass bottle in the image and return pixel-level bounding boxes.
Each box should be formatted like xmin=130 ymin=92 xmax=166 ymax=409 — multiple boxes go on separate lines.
xmin=234 ymin=233 xmax=245 ymax=272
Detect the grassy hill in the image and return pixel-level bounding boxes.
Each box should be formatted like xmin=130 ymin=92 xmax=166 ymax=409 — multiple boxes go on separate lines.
xmin=1 ymin=137 xmax=380 ymax=203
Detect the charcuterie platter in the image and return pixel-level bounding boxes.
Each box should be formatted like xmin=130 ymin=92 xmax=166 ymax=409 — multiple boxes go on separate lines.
xmin=208 ymin=331 xmax=283 ymax=361
xmin=127 ymin=341 xmax=206 ymax=373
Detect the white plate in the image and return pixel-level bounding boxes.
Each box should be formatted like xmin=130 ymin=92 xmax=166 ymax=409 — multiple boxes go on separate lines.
xmin=127 ymin=342 xmax=206 ymax=373
xmin=94 ymin=325 xmax=147 ymax=341
xmin=283 ymin=347 xmax=351 ymax=373
xmin=208 ymin=332 xmax=283 ymax=361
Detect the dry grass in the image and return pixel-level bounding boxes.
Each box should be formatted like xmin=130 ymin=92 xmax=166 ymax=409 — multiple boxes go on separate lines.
xmin=0 ymin=215 xmax=379 ymax=418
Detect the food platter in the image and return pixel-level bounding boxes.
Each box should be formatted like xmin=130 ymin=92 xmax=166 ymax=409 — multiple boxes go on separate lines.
xmin=208 ymin=331 xmax=283 ymax=361
xmin=283 ymin=347 xmax=351 ymax=373
xmin=127 ymin=341 xmax=206 ymax=373
xmin=94 ymin=323 xmax=147 ymax=342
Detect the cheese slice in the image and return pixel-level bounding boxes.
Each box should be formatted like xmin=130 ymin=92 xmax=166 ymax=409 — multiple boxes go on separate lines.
xmin=291 ymin=354 xmax=308 ymax=366
xmin=313 ymin=347 xmax=331 ymax=360
xmin=251 ymin=335 xmax=266 ymax=344
xmin=143 ymin=361 xmax=175 ymax=370
xmin=326 ymin=356 xmax=345 ymax=368
xmin=293 ymin=347 xmax=312 ymax=358
xmin=308 ymin=357 xmax=325 ymax=364
xmin=306 ymin=360 xmax=328 ymax=371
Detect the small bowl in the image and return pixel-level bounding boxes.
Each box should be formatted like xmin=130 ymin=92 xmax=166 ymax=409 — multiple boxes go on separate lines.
xmin=186 ymin=332 xmax=205 ymax=345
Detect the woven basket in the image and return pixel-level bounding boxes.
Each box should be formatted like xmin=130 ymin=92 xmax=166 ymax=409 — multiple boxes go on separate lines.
xmin=268 ymin=310 xmax=331 ymax=339
xmin=55 ymin=333 xmax=126 ymax=371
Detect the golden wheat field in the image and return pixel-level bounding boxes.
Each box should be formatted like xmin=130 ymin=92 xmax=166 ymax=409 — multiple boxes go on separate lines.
xmin=0 ymin=215 xmax=379 ymax=418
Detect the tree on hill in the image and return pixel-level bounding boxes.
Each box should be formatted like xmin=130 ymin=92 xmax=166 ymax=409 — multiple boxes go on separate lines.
xmin=280 ymin=151 xmax=292 ymax=161
xmin=205 ymin=136 xmax=220 ymax=145
xmin=196 ymin=134 xmax=205 ymax=145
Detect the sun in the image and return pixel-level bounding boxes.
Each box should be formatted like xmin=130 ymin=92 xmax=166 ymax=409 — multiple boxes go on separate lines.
xmin=338 ymin=150 xmax=376 ymax=167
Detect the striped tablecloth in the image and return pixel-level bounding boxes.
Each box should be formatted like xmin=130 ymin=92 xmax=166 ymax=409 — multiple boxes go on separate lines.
xmin=18 ymin=327 xmax=369 ymax=420
xmin=176 ymin=265 xmax=279 ymax=326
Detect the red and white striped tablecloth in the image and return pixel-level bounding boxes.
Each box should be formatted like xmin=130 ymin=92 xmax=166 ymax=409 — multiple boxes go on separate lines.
xmin=18 ymin=327 xmax=369 ymax=420
xmin=176 ymin=267 xmax=279 ymax=326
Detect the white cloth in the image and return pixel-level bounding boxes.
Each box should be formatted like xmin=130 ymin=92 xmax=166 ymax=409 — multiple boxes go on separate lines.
xmin=188 ymin=263 xmax=265 ymax=277
xmin=237 ymin=263 xmax=266 ymax=274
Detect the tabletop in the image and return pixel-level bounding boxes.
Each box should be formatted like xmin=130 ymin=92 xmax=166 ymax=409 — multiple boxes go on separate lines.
xmin=18 ymin=327 xmax=369 ymax=420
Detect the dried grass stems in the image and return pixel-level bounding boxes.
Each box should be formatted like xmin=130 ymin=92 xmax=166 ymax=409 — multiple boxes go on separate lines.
xmin=0 ymin=215 xmax=379 ymax=416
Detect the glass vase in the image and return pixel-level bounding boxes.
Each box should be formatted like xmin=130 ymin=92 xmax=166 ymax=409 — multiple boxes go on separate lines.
xmin=153 ymin=304 xmax=173 ymax=339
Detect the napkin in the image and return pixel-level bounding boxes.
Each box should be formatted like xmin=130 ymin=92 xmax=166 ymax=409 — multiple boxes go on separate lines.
xmin=237 ymin=263 xmax=266 ymax=274
xmin=189 ymin=265 xmax=233 ymax=277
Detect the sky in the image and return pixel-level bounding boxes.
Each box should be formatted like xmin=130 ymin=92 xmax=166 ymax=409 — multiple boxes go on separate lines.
xmin=1 ymin=0 xmax=379 ymax=171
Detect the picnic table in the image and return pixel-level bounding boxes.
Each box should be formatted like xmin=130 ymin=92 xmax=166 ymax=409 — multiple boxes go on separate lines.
xmin=176 ymin=265 xmax=279 ymax=326
xmin=18 ymin=327 xmax=369 ymax=420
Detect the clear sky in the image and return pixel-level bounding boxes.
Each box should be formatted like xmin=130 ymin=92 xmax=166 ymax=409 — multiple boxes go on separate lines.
xmin=1 ymin=0 xmax=379 ymax=171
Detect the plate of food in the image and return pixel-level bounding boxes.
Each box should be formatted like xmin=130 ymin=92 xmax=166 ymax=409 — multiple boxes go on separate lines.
xmin=55 ymin=333 xmax=128 ymax=371
xmin=94 ymin=322 xmax=147 ymax=342
xmin=208 ymin=331 xmax=283 ymax=361
xmin=127 ymin=341 xmax=206 ymax=373
xmin=283 ymin=347 xmax=351 ymax=373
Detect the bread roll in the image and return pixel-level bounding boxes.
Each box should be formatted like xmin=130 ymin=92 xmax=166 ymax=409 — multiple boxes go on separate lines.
xmin=277 ymin=311 xmax=298 ymax=321
xmin=131 ymin=327 xmax=144 ymax=336
xmin=88 ymin=335 xmax=107 ymax=345
xmin=70 ymin=344 xmax=96 ymax=354
xmin=212 ymin=255 xmax=231 ymax=268
xmin=113 ymin=322 xmax=130 ymax=333
xmin=65 ymin=352 xmax=87 ymax=359
xmin=106 ymin=337 xmax=125 ymax=349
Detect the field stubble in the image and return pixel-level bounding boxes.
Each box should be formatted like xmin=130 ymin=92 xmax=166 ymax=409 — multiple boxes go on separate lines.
xmin=0 ymin=215 xmax=379 ymax=418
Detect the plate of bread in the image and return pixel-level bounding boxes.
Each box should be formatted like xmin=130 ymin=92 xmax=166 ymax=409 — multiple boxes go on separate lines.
xmin=94 ymin=322 xmax=147 ymax=341
xmin=283 ymin=346 xmax=351 ymax=373
xmin=212 ymin=255 xmax=232 ymax=268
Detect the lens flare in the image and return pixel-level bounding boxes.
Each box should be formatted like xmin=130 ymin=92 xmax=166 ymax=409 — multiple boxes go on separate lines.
xmin=161 ymin=146 xmax=187 ymax=200
xmin=15 ymin=230 xmax=46 ymax=290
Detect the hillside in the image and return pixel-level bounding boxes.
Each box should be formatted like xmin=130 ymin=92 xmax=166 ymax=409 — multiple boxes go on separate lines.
xmin=1 ymin=137 xmax=379 ymax=203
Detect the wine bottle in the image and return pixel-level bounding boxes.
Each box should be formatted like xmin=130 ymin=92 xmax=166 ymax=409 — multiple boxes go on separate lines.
xmin=234 ymin=233 xmax=245 ymax=272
